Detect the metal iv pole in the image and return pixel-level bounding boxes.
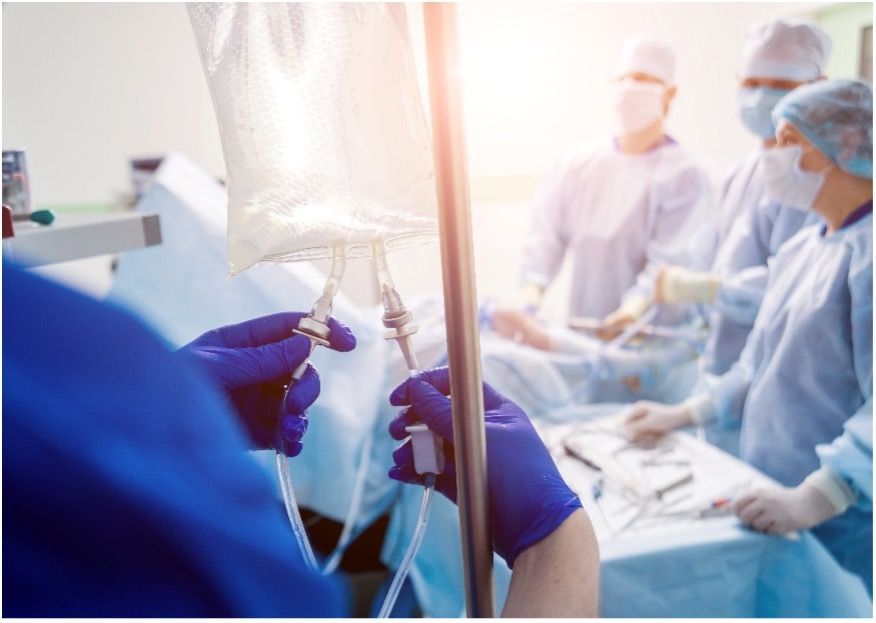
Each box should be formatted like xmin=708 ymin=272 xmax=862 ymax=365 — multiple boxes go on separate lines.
xmin=422 ymin=3 xmax=496 ymax=617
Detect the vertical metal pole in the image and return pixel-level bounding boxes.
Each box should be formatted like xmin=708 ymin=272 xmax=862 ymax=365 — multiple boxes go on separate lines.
xmin=422 ymin=3 xmax=495 ymax=617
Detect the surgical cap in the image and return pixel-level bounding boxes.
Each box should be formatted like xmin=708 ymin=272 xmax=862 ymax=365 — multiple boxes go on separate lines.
xmin=740 ymin=19 xmax=831 ymax=82
xmin=773 ymin=79 xmax=873 ymax=179
xmin=616 ymin=37 xmax=675 ymax=86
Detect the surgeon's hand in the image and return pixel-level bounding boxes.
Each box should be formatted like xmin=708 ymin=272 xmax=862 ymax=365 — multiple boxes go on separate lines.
xmin=734 ymin=483 xmax=839 ymax=534
xmin=490 ymin=308 xmax=552 ymax=350
xmin=180 ymin=312 xmax=356 ymax=456
xmin=595 ymin=311 xmax=634 ymax=341
xmin=623 ymin=400 xmax=693 ymax=445
xmin=387 ymin=367 xmax=582 ymax=567
xmin=597 ymin=295 xmax=650 ymax=341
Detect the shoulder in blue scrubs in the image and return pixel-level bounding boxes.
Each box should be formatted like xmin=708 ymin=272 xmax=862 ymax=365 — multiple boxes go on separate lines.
xmin=2 ymin=263 xmax=347 ymax=616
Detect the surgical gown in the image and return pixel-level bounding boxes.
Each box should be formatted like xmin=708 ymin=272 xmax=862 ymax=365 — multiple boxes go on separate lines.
xmin=708 ymin=207 xmax=873 ymax=585
xmin=700 ymin=150 xmax=817 ymax=375
xmin=521 ymin=137 xmax=709 ymax=319
xmin=3 ymin=264 xmax=346 ymax=616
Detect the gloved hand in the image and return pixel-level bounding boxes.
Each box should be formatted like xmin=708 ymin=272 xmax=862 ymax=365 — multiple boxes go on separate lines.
xmin=734 ymin=482 xmax=840 ymax=534
xmin=654 ymin=266 xmax=719 ymax=304
xmin=180 ymin=312 xmax=356 ymax=456
xmin=597 ymin=295 xmax=650 ymax=341
xmin=623 ymin=400 xmax=694 ymax=445
xmin=490 ymin=308 xmax=552 ymax=350
xmin=387 ymin=367 xmax=582 ymax=567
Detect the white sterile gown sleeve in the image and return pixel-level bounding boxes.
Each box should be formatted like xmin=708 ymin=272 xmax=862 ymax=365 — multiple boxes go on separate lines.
xmin=521 ymin=138 xmax=709 ymax=319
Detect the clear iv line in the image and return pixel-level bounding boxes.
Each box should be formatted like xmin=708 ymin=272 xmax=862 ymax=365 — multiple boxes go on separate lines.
xmin=321 ymin=429 xmax=374 ymax=575
xmin=276 ymin=244 xmax=346 ymax=573
xmin=377 ymin=474 xmax=436 ymax=618
xmin=372 ymin=241 xmax=440 ymax=618
xmin=276 ymin=450 xmax=320 ymax=571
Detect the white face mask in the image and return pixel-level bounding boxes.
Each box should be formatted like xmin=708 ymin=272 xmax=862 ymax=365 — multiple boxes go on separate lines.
xmin=612 ymin=81 xmax=665 ymax=134
xmin=760 ymin=145 xmax=832 ymax=211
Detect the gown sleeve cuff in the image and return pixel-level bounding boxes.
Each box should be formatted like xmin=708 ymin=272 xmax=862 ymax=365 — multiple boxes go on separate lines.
xmin=803 ymin=466 xmax=858 ymax=515
xmin=683 ymin=392 xmax=716 ymax=425
xmin=661 ymin=267 xmax=719 ymax=304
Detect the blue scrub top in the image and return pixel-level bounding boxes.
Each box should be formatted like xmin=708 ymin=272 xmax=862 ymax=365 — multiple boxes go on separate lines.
xmin=2 ymin=264 xmax=347 ymax=616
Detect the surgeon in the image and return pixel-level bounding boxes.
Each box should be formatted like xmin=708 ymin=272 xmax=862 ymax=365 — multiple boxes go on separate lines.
xmin=520 ymin=36 xmax=709 ymax=337
xmin=654 ymin=20 xmax=831 ymax=375
xmin=624 ymin=79 xmax=873 ymax=588
xmin=4 ymin=262 xmax=598 ymax=616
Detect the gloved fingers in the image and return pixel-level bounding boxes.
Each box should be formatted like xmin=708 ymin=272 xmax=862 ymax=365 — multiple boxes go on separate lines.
xmin=392 ymin=440 xmax=414 ymax=466
xmin=625 ymin=401 xmax=655 ymax=422
xmin=218 ymin=312 xmax=309 ymax=348
xmin=749 ymin=507 xmax=773 ymax=531
xmin=325 ymin=317 xmax=357 ymax=352
xmin=279 ymin=412 xmax=309 ymax=444
xmin=406 ymin=380 xmax=455 ymax=441
xmin=732 ymin=491 xmax=759 ymax=515
xmin=277 ymin=438 xmax=305 ymax=458
xmin=389 ymin=441 xmax=422 ymax=484
xmin=235 ymin=334 xmax=312 ymax=385
xmin=388 ymin=463 xmax=424 ymax=485
xmin=735 ymin=493 xmax=767 ymax=524
xmin=389 ymin=366 xmax=508 ymax=412
xmin=390 ymin=367 xmax=452 ymax=405
xmin=629 ymin=431 xmax=661 ymax=449
xmin=481 ymin=381 xmax=507 ymax=411
xmin=388 ymin=407 xmax=418 ymax=441
xmin=282 ymin=364 xmax=320 ymax=414
xmin=275 ymin=413 xmax=308 ymax=457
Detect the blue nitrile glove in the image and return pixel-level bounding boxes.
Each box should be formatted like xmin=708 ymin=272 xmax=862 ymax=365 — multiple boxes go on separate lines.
xmin=387 ymin=367 xmax=582 ymax=567
xmin=180 ymin=312 xmax=356 ymax=456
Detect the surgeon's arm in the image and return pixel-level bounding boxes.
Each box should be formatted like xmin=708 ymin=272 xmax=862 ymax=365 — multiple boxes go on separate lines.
xmin=735 ymin=251 xmax=873 ymax=534
xmin=388 ymin=368 xmax=599 ymax=617
xmin=502 ymin=509 xmax=599 ymax=617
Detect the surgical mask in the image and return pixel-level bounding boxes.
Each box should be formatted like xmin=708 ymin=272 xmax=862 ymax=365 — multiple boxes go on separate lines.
xmin=738 ymin=86 xmax=791 ymax=140
xmin=760 ymin=145 xmax=832 ymax=211
xmin=612 ymin=81 xmax=665 ymax=133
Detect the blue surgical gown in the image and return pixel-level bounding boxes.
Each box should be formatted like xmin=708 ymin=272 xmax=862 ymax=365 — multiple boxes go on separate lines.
xmin=708 ymin=207 xmax=873 ymax=585
xmin=701 ymin=151 xmax=817 ymax=375
xmin=2 ymin=264 xmax=347 ymax=616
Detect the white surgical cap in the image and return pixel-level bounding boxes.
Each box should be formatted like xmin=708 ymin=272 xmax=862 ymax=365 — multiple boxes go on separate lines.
xmin=616 ymin=37 xmax=676 ymax=86
xmin=740 ymin=19 xmax=831 ymax=82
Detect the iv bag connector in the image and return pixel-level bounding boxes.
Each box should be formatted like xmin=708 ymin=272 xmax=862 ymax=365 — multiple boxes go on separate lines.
xmin=293 ymin=316 xmax=332 ymax=348
xmin=406 ymin=423 xmax=445 ymax=475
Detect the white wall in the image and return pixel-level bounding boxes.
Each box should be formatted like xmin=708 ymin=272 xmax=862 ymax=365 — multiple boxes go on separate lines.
xmin=2 ymin=2 xmax=225 ymax=208
xmin=4 ymin=2 xmax=851 ymax=314
xmin=459 ymin=1 xmax=824 ymax=183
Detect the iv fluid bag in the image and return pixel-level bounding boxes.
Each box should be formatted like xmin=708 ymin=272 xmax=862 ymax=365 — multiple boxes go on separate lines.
xmin=188 ymin=3 xmax=438 ymax=274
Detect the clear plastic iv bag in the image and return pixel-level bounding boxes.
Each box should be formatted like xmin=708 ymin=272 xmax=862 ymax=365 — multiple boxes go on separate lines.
xmin=188 ymin=3 xmax=438 ymax=274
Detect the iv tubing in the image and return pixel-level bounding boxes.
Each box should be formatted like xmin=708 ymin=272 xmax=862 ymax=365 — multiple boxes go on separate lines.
xmin=377 ymin=474 xmax=436 ymax=618
xmin=276 ymin=244 xmax=346 ymax=572
xmin=321 ymin=430 xmax=375 ymax=574
xmin=276 ymin=451 xmax=320 ymax=572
